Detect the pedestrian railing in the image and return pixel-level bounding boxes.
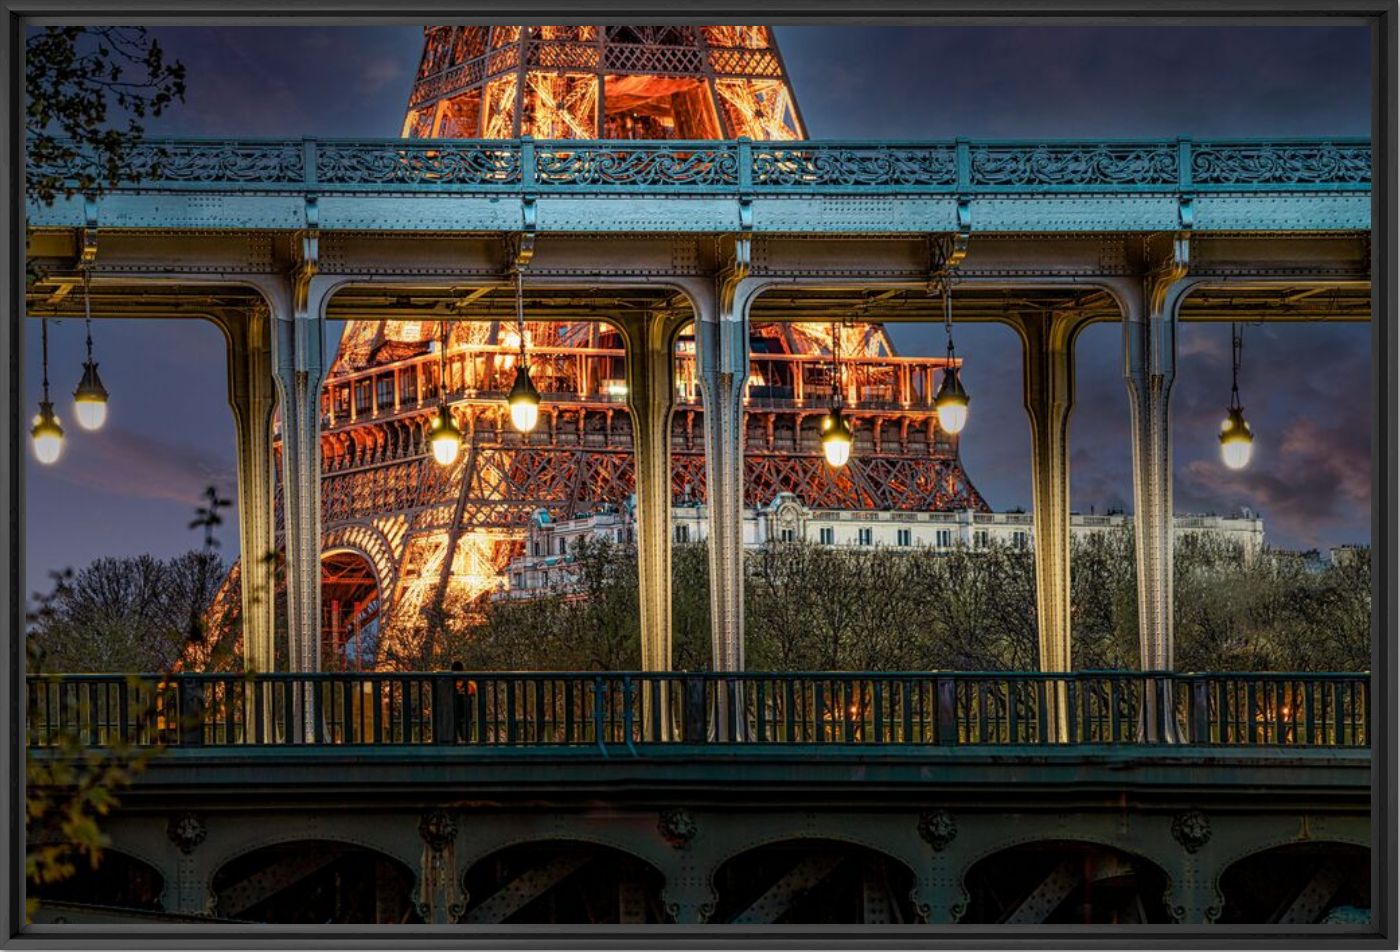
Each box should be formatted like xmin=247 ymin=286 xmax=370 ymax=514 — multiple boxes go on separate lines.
xmin=24 ymin=671 xmax=1369 ymax=751
xmin=31 ymin=136 xmax=1370 ymax=196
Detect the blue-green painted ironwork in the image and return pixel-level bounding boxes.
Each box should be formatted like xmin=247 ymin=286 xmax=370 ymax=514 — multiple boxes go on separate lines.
xmin=29 ymin=136 xmax=1370 ymax=194
xmin=26 ymin=670 xmax=1369 ymax=751
xmin=26 ymin=136 xmax=1371 ymax=234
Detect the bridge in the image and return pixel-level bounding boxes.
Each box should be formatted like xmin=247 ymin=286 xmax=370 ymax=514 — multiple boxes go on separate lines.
xmin=23 ymin=136 xmax=1373 ymax=928
xmin=26 ymin=670 xmax=1371 ymax=926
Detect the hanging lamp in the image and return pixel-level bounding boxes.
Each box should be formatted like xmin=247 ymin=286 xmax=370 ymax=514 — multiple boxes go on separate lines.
xmin=32 ymin=317 xmax=64 ymax=465
xmin=1219 ymin=322 xmax=1254 ymax=470
xmin=821 ymin=321 xmax=853 ymax=468
xmin=933 ymin=276 xmax=970 ymax=435
xmin=72 ymin=266 xmax=110 ymax=431
xmin=428 ymin=320 xmax=463 ymax=466
xmin=506 ymin=268 xmax=541 ymax=434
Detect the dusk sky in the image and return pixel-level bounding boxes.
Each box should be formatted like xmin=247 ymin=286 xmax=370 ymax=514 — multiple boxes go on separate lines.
xmin=24 ymin=24 xmax=1372 ymax=591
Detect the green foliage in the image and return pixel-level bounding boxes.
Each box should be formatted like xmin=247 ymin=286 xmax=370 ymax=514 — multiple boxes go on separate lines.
xmin=26 ymin=488 xmax=226 ymax=922
xmin=26 ymin=27 xmax=186 ymax=207
xmin=422 ymin=530 xmax=1371 ymax=674
xmin=24 ymin=606 xmax=164 ymax=923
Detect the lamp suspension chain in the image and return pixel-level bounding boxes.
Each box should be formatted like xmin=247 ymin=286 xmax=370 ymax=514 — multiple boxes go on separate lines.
xmin=83 ymin=265 xmax=93 ymax=361
xmin=1230 ymin=322 xmax=1243 ymax=411
xmin=516 ymin=267 xmax=527 ymax=363
xmin=41 ymin=314 xmax=50 ymax=403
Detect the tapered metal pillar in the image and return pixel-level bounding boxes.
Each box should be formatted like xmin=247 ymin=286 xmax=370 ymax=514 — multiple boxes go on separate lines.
xmin=1017 ymin=311 xmax=1089 ymax=742
xmin=272 ymin=285 xmax=328 ymax=677
xmin=1122 ymin=235 xmax=1190 ymax=741
xmin=621 ymin=312 xmax=679 ymax=739
xmin=223 ymin=307 xmax=278 ymax=673
xmin=694 ymin=252 xmax=755 ymax=741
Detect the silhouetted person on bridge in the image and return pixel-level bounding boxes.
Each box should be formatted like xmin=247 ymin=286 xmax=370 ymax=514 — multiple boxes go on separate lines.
xmin=451 ymin=660 xmax=476 ymax=743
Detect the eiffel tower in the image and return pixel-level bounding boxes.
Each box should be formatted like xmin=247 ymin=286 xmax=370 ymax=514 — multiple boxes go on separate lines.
xmin=307 ymin=25 xmax=987 ymax=669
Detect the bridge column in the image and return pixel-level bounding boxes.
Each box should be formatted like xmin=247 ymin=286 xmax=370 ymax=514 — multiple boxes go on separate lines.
xmin=1016 ymin=311 xmax=1091 ymax=742
xmin=695 ymin=256 xmax=756 ymax=677
xmin=1121 ymin=236 xmax=1191 ymax=741
xmin=223 ymin=307 xmax=278 ymax=674
xmin=271 ymin=276 xmax=332 ymax=680
xmin=622 ymin=312 xmax=679 ymax=738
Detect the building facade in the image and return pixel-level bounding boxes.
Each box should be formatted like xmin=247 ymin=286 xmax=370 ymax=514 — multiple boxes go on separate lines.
xmin=505 ymin=494 xmax=1266 ymax=595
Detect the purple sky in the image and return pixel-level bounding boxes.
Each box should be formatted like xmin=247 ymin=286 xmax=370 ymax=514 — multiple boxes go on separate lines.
xmin=23 ymin=24 xmax=1372 ymax=589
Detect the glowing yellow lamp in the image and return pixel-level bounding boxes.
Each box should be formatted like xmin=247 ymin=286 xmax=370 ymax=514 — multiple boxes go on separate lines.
xmin=934 ymin=367 xmax=970 ymax=435
xmin=72 ymin=359 xmax=110 ymax=431
xmin=507 ymin=365 xmax=542 ymax=434
xmin=429 ymin=405 xmax=462 ymax=466
xmin=821 ymin=407 xmax=853 ymax=468
xmin=31 ymin=402 xmax=64 ymax=465
xmin=1219 ymin=407 xmax=1254 ymax=470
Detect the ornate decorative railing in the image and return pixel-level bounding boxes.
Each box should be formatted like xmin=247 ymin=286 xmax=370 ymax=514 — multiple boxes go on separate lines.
xmin=26 ymin=671 xmax=1369 ymax=751
xmin=28 ymin=136 xmax=1370 ymax=195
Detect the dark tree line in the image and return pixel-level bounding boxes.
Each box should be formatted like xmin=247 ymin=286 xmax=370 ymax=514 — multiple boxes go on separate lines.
xmin=28 ymin=531 xmax=1371 ymax=676
xmin=401 ymin=529 xmax=1369 ymax=674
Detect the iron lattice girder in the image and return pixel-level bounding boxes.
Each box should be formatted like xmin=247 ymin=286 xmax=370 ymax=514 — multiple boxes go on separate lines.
xmin=27 ymin=137 xmax=1370 ymax=234
xmin=320 ymin=442 xmax=985 ymax=524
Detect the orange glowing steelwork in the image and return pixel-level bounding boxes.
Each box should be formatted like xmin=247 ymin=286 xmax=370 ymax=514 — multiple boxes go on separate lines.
xmin=249 ymin=25 xmax=986 ymax=671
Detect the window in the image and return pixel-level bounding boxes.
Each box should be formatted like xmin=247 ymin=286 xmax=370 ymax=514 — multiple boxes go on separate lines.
xmin=675 ymin=524 xmax=690 ymax=544
xmin=779 ymin=528 xmax=795 ymax=543
xmin=936 ymin=529 xmax=952 ymax=548
xmin=857 ymin=528 xmax=873 ymax=546
xmin=333 ymin=386 xmax=351 ymax=416
xmin=531 ymin=540 xmax=541 ymax=557
xmin=819 ymin=527 xmax=834 ymax=545
xmin=974 ymin=530 xmax=989 ymax=548
xmin=376 ymin=375 xmax=395 ymax=410
xmin=400 ymin=368 xmax=418 ymax=403
xmin=897 ymin=528 xmax=912 ymax=547
xmin=1013 ymin=531 xmax=1028 ymax=550
xmin=354 ymin=380 xmax=372 ymax=413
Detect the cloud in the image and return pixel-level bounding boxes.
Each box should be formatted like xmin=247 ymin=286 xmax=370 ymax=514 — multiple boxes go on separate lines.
xmin=52 ymin=424 xmax=236 ymax=508
xmin=1178 ymin=415 xmax=1370 ymax=548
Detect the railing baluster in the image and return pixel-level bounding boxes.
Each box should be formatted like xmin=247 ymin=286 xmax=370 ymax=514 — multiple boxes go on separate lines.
xmin=535 ymin=678 xmax=546 ymax=745
xmin=756 ymin=679 xmax=767 ymax=743
xmin=22 ymin=671 xmax=1373 ymax=753
xmin=872 ymin=679 xmax=884 ymax=745
xmin=564 ymin=678 xmax=575 ymax=744
xmin=785 ymin=678 xmax=796 ymax=743
xmin=1333 ymin=681 xmax=1346 ymax=746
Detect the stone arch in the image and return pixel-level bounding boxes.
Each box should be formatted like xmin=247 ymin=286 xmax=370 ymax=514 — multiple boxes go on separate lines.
xmin=209 ymin=837 xmax=420 ymax=923
xmin=960 ymin=838 xmax=1172 ymax=924
xmin=707 ymin=837 xmax=918 ymax=924
xmin=459 ymin=838 xmax=667 ymax=924
xmin=1216 ymin=840 xmax=1370 ymax=924
xmin=31 ymin=846 xmax=165 ymax=914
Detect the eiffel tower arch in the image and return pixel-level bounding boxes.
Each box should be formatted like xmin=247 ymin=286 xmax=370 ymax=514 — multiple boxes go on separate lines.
xmin=276 ymin=24 xmax=988 ymax=669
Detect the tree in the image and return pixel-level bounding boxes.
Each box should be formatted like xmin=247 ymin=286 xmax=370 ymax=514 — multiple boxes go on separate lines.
xmin=27 ymin=490 xmax=221 ymax=922
xmin=26 ymin=27 xmax=186 ymax=207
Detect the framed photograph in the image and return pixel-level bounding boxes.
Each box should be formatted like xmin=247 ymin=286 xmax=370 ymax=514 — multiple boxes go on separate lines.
xmin=7 ymin=2 xmax=1394 ymax=948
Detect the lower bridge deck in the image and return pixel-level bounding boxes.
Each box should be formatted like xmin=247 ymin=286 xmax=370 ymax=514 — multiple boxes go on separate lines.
xmin=26 ymin=671 xmax=1372 ymax=929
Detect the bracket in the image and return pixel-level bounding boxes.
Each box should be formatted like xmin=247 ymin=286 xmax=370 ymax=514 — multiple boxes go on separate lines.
xmin=508 ymin=231 xmax=534 ymax=272
xmin=717 ymin=233 xmax=751 ymax=318
xmin=293 ymin=195 xmax=320 ymax=316
xmin=79 ymin=194 xmax=98 ymax=267
xmin=926 ymin=229 xmax=967 ymax=298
